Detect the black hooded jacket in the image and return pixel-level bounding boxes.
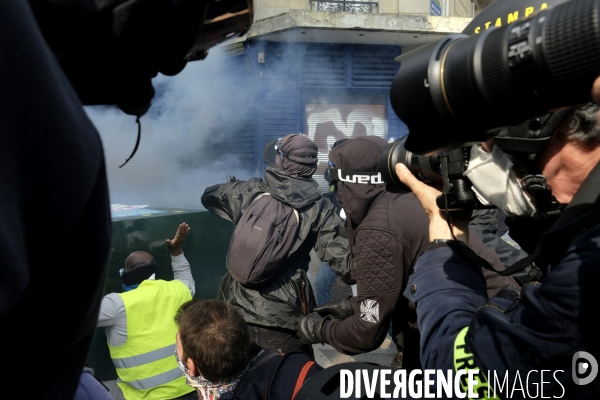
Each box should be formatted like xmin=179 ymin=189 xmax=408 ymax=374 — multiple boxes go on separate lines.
xmin=324 ymin=137 xmax=519 ymax=364
xmin=1 ymin=2 xmax=112 ymax=399
xmin=201 ymin=167 xmax=352 ymax=330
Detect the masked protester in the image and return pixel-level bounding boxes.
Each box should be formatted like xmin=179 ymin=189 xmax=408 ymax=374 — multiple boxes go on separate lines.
xmin=175 ymin=299 xmax=322 ymax=400
xmin=295 ymin=137 xmax=519 ymax=372
xmin=399 ymin=103 xmax=600 ymax=397
xmin=98 ymin=223 xmax=196 ymax=400
xmin=201 ymin=134 xmax=352 ymax=357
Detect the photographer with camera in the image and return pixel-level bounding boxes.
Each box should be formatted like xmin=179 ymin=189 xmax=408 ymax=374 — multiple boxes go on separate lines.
xmin=295 ymin=137 xmax=519 ymax=372
xmin=399 ymin=103 xmax=600 ymax=397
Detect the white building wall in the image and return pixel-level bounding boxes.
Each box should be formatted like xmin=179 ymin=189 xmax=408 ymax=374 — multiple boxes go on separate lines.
xmin=255 ymin=0 xmax=468 ymax=21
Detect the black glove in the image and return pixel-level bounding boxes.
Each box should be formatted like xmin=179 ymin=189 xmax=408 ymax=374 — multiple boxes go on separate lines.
xmin=226 ymin=175 xmax=238 ymax=183
xmin=314 ymin=296 xmax=354 ymax=320
xmin=295 ymin=313 xmax=328 ymax=345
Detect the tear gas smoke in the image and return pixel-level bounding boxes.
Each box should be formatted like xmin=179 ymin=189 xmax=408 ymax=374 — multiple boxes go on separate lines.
xmin=86 ymin=48 xmax=256 ymax=209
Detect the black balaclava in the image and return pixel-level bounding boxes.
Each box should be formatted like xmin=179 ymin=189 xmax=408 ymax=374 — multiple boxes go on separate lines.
xmin=275 ymin=134 xmax=319 ymax=178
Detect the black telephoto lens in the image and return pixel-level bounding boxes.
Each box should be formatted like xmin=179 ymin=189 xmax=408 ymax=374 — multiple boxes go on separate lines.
xmin=390 ymin=0 xmax=600 ymax=155
xmin=378 ymin=136 xmax=442 ymax=193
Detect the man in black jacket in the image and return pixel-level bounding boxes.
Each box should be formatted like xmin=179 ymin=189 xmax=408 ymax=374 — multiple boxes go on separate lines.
xmin=202 ymin=134 xmax=352 ymax=356
xmin=295 ymin=136 xmax=518 ymax=372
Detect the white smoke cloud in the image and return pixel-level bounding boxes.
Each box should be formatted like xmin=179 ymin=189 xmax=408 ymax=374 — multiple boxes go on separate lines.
xmin=85 ymin=49 xmax=256 ymax=209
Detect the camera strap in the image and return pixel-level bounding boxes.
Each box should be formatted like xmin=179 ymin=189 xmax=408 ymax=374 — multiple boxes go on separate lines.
xmin=119 ymin=116 xmax=142 ymax=168
xmin=435 ymin=157 xmax=504 ymax=275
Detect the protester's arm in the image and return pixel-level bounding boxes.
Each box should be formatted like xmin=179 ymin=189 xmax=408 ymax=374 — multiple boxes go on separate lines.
xmin=322 ymin=293 xmax=400 ymax=355
xmin=313 ymin=202 xmax=354 ymax=284
xmin=166 ymin=223 xmax=195 ymax=296
xmin=172 ymin=253 xmax=195 ymax=296
xmin=96 ymin=293 xmax=129 ymax=347
xmin=320 ymin=228 xmax=401 ymax=354
xmin=201 ymin=179 xmax=264 ymax=224
xmin=97 ymin=293 xmax=124 ymax=328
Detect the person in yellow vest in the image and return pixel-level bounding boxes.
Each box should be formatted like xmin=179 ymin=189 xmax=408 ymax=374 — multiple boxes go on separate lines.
xmin=98 ymin=223 xmax=196 ymax=400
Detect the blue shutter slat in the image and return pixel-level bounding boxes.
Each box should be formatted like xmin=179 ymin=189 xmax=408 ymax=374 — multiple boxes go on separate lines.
xmin=300 ymin=45 xmax=347 ymax=87
xmin=352 ymin=46 xmax=400 ymax=87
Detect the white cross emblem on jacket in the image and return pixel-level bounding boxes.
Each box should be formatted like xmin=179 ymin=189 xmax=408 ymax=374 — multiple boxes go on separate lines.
xmin=360 ymin=299 xmax=379 ymax=323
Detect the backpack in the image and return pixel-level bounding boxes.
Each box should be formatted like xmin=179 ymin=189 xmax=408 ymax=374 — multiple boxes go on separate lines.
xmin=232 ymin=350 xmax=318 ymax=400
xmin=226 ymin=193 xmax=299 ymax=286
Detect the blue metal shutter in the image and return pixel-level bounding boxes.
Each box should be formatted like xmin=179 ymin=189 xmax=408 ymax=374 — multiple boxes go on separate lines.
xmin=300 ymin=45 xmax=347 ymax=87
xmin=262 ymin=47 xmax=300 ymax=144
xmin=201 ymin=54 xmax=257 ymax=171
xmin=352 ymin=45 xmax=400 ymax=87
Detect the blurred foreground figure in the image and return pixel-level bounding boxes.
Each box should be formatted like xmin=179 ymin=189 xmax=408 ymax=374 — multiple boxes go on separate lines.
xmin=98 ymin=223 xmax=195 ymax=399
xmin=175 ymin=299 xmax=322 ymax=399
xmin=0 ymin=1 xmax=252 ymax=398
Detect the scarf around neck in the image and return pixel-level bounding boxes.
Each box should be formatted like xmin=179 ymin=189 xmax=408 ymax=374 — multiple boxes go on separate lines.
xmin=179 ymin=352 xmax=261 ymax=400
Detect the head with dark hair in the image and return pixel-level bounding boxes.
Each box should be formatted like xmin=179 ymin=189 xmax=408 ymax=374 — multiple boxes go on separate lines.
xmin=561 ymin=102 xmax=600 ymax=147
xmin=175 ymin=299 xmax=250 ymax=384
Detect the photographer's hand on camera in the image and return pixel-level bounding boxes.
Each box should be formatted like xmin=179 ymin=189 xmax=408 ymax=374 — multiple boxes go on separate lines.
xmin=395 ymin=163 xmax=469 ymax=244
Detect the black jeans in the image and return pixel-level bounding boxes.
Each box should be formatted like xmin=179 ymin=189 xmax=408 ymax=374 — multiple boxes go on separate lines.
xmin=247 ymin=323 xmax=314 ymax=358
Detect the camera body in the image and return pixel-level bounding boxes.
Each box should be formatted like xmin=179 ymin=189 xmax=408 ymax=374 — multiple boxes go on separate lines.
xmin=378 ymin=137 xmax=481 ymax=211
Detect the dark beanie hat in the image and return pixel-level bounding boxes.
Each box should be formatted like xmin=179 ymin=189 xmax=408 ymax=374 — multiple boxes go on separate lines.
xmin=329 ymin=136 xmax=387 ymax=172
xmin=329 ymin=136 xmax=388 ymax=226
xmin=275 ymin=134 xmax=319 ymax=178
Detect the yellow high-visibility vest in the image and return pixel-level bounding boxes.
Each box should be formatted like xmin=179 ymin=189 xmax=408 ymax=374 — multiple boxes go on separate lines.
xmin=110 ymin=279 xmax=193 ymax=400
